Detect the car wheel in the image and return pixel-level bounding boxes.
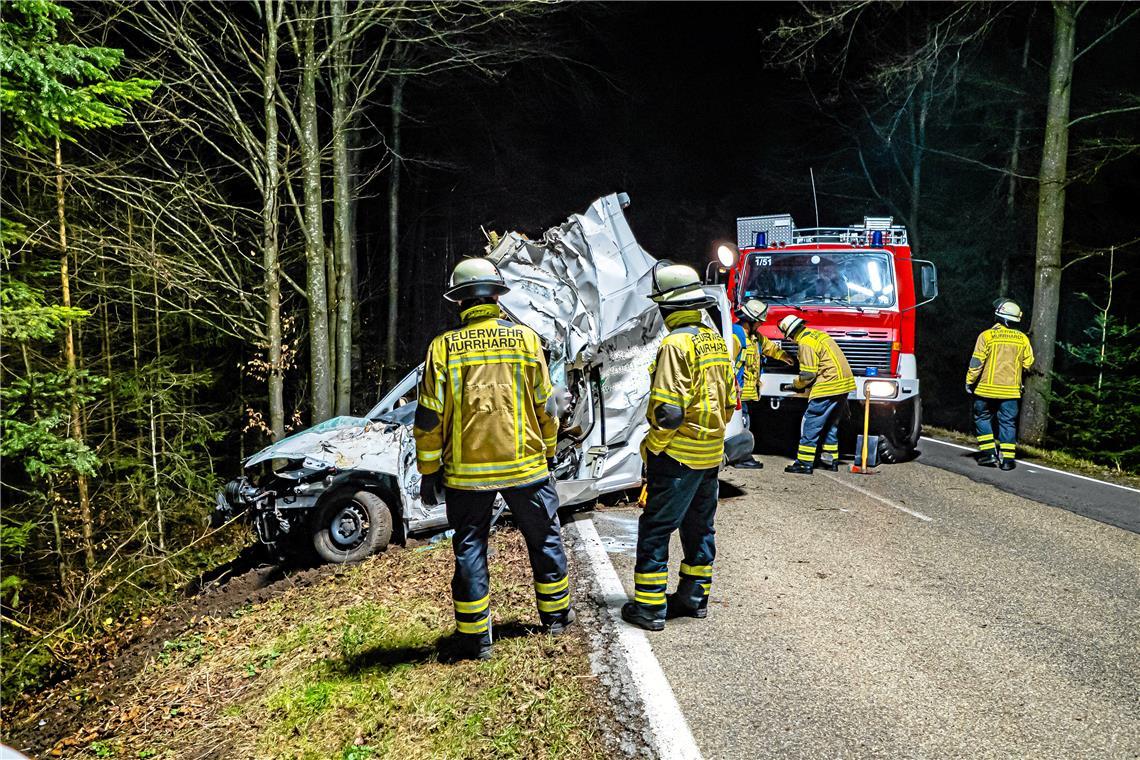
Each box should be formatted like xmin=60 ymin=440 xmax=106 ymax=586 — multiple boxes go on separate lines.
xmin=878 ymin=398 xmax=921 ymax=464
xmin=311 ymin=490 xmax=392 ymax=564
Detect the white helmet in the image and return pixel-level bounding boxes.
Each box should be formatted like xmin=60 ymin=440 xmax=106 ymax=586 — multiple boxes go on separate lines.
xmin=995 ymin=300 xmax=1022 ymax=323
xmin=444 ymin=257 xmax=510 ymax=302
xmin=736 ymin=299 xmax=769 ymax=323
xmin=649 ymin=262 xmax=714 ymax=307
xmin=777 ymin=314 xmax=806 ymax=338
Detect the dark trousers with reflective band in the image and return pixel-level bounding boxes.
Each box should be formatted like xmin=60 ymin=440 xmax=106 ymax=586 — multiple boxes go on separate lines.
xmin=445 ymin=477 xmax=569 ymax=640
xmin=633 ymin=452 xmax=718 ymax=622
xmin=974 ymin=397 xmax=1019 ymax=461
xmin=798 ymin=395 xmax=847 ymax=464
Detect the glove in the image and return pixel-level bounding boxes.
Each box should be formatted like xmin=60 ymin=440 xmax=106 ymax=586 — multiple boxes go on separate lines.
xmin=420 ymin=472 xmax=442 ymax=506
xmin=547 ymin=458 xmax=556 ymax=473
xmin=964 ymin=384 xmax=974 ymax=396
xmin=779 ymin=382 xmax=794 ymax=392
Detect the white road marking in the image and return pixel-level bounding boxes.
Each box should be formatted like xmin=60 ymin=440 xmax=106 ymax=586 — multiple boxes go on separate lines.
xmin=569 ymin=518 xmax=703 ymax=760
xmin=821 ymin=472 xmax=934 ymax=522
xmin=920 ymin=436 xmax=1140 ymax=496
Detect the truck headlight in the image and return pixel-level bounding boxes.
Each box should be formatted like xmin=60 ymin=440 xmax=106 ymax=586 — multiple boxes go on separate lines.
xmin=865 ymin=380 xmax=899 ymax=399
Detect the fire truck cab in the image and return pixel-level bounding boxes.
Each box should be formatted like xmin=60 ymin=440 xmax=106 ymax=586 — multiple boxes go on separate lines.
xmin=727 ymin=213 xmax=939 ymax=462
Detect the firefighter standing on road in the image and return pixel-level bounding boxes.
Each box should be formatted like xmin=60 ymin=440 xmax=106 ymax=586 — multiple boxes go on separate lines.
xmin=623 ymin=263 xmax=736 ymax=632
xmin=731 ymin=299 xmax=794 ymax=469
xmin=965 ymin=300 xmax=1035 ymax=470
xmin=414 ymin=258 xmax=574 ymax=661
xmin=777 ymin=315 xmax=856 ymax=474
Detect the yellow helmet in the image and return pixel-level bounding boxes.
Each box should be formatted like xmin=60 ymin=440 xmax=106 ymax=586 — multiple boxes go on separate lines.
xmin=995 ymin=300 xmax=1023 ymax=323
xmin=649 ymin=262 xmax=714 ymax=307
xmin=444 ymin=258 xmax=510 ymax=302
xmin=777 ymin=314 xmax=806 ymax=338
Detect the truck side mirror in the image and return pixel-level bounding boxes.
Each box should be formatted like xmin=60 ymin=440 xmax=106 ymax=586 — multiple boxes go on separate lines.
xmin=919 ymin=262 xmax=938 ymax=300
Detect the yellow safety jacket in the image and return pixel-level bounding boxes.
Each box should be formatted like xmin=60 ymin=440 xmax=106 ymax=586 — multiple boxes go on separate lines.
xmin=966 ymin=324 xmax=1035 ymax=399
xmin=792 ymin=328 xmax=857 ymax=399
xmin=644 ymin=310 xmax=737 ymax=470
xmin=414 ymin=304 xmax=558 ymax=490
xmin=732 ymin=330 xmax=792 ymax=401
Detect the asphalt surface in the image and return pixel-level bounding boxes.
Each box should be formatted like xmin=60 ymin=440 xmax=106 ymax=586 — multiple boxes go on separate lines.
xmin=591 ymin=450 xmax=1140 ymax=759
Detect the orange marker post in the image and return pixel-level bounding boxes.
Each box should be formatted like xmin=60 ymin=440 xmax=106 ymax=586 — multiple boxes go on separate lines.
xmin=850 ymin=379 xmax=877 ymax=475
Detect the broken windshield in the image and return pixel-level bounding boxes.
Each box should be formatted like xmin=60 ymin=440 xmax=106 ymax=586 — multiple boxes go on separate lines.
xmin=740 ymin=251 xmax=896 ymax=308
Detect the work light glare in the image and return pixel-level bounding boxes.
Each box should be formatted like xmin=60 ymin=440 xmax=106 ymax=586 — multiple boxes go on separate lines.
xmin=717 ymin=244 xmax=736 ymax=268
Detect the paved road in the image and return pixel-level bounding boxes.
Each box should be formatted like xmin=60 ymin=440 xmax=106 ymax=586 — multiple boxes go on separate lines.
xmin=591 ymin=449 xmax=1140 ymax=759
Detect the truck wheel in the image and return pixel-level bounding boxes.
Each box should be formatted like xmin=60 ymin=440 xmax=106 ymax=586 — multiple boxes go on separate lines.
xmin=311 ymin=490 xmax=392 ymax=564
xmin=878 ymin=398 xmax=922 ymax=464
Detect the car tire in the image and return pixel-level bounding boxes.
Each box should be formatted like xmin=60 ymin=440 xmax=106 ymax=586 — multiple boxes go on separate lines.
xmin=311 ymin=490 xmax=392 ymax=564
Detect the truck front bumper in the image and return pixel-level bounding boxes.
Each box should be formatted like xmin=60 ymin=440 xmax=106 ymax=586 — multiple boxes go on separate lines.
xmin=757 ymin=373 xmax=919 ymax=403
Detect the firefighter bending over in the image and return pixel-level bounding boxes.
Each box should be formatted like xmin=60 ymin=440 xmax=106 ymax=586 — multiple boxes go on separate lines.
xmin=623 ymin=263 xmax=736 ymax=632
xmin=731 ymin=299 xmax=794 ymax=469
xmin=777 ymin=315 xmax=856 ymax=474
xmin=414 ymin=258 xmax=574 ymax=661
xmin=965 ymin=299 xmax=1035 ymax=471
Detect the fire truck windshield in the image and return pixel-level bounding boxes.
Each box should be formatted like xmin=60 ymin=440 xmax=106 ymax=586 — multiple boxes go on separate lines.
xmin=741 ymin=251 xmax=896 ymax=308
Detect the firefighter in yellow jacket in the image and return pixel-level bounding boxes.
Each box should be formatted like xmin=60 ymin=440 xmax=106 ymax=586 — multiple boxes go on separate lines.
xmin=414 ymin=258 xmax=573 ymax=660
xmin=731 ymin=299 xmax=794 ymax=469
xmin=622 ymin=263 xmax=736 ymax=631
xmin=777 ymin=315 xmax=856 ymax=474
xmin=966 ymin=299 xmax=1035 ymax=470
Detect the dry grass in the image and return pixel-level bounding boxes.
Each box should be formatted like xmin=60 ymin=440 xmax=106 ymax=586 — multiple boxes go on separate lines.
xmin=52 ymin=530 xmax=608 ymax=760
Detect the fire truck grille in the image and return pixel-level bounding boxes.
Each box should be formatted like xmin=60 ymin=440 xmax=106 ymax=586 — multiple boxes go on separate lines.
xmin=777 ymin=339 xmax=893 ymax=375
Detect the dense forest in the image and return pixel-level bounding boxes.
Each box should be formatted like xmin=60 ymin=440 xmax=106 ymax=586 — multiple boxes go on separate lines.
xmin=2 ymin=0 xmax=1138 ymax=700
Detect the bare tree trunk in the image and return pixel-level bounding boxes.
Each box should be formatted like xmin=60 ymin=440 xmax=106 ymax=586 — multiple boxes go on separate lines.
xmin=1022 ymin=0 xmax=1076 ymax=445
xmin=150 ymin=255 xmax=165 ymax=551
xmin=263 ymin=0 xmax=285 ymax=439
xmin=56 ymin=139 xmax=95 ymax=570
xmin=299 ymin=1 xmax=332 ymax=423
xmin=385 ymin=75 xmax=405 ymax=385
xmin=1002 ymin=30 xmax=1032 ymax=299
xmin=98 ymin=258 xmax=117 ymax=448
xmin=331 ymin=0 xmax=354 ymax=415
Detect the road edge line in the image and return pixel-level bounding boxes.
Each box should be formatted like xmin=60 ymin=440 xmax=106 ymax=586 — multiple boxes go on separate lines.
xmin=920 ymin=436 xmax=1140 ymax=496
xmin=568 ymin=517 xmax=704 ymax=760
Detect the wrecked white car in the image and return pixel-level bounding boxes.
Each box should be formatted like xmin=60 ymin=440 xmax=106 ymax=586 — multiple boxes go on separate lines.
xmin=215 ymin=194 xmax=754 ymax=562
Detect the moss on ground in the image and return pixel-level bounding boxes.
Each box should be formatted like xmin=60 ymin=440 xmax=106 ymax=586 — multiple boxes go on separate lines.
xmin=40 ymin=530 xmax=608 ymax=759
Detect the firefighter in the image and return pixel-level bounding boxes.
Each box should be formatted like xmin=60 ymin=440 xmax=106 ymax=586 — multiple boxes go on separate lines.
xmin=414 ymin=257 xmax=573 ymax=660
xmin=777 ymin=315 xmax=856 ymax=474
xmin=731 ymin=299 xmax=794 ymax=469
xmin=965 ymin=299 xmax=1035 ymax=470
xmin=622 ymin=263 xmax=736 ymax=631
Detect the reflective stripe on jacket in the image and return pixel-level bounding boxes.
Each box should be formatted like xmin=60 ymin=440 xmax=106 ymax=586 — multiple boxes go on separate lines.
xmin=414 ymin=304 xmax=558 ymax=490
xmin=966 ymin=324 xmax=1034 ymax=399
xmin=792 ymin=328 xmax=856 ymax=399
xmin=644 ymin=310 xmax=737 ymax=470
xmin=733 ymin=328 xmax=789 ymax=402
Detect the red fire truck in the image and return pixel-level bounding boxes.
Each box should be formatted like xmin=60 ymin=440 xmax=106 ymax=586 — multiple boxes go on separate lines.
xmin=725 ymin=213 xmax=939 ymax=462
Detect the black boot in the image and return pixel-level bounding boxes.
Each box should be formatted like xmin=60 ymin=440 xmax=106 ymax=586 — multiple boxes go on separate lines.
xmin=784 ymin=461 xmax=814 ymax=475
xmin=733 ymin=458 xmax=763 ymax=469
xmin=818 ymin=459 xmax=840 ymax=472
xmin=544 ymin=608 xmax=577 ymax=636
xmin=999 ymin=459 xmax=1016 ymax=471
xmin=621 ymin=602 xmax=665 ymax=631
xmin=977 ymin=454 xmax=998 ymax=468
xmin=457 ymin=633 xmax=493 ymax=661
xmin=666 ymin=593 xmax=708 ymax=620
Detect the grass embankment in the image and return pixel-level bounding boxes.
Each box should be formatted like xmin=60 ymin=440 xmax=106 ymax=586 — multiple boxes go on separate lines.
xmin=925 ymin=425 xmax=1140 ymax=487
xmin=18 ymin=530 xmax=609 ymax=760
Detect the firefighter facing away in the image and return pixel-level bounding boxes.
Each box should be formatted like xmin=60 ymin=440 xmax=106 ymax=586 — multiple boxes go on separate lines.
xmin=965 ymin=299 xmax=1035 ymax=470
xmin=414 ymin=257 xmax=574 ymax=660
xmin=777 ymin=314 xmax=856 ymax=474
xmin=622 ymin=263 xmax=737 ymax=632
xmin=731 ymin=299 xmax=794 ymax=469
